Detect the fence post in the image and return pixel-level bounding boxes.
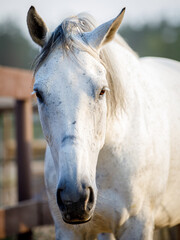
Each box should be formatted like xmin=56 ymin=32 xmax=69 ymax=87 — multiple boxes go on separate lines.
xmin=16 ymin=98 xmax=33 ymax=239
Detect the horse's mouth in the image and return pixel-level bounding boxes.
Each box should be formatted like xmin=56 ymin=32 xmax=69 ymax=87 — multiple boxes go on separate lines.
xmin=59 ymin=196 xmax=95 ymax=225
xmin=62 ymin=215 xmax=92 ymax=225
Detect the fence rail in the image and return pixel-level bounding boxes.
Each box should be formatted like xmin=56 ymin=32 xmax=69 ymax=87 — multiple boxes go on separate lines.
xmin=0 ymin=66 xmax=33 ymax=99
xmin=0 ymin=200 xmax=53 ymax=238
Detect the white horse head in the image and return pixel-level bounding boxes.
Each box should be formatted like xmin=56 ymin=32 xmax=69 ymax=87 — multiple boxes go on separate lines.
xmin=27 ymin=6 xmax=125 ymax=224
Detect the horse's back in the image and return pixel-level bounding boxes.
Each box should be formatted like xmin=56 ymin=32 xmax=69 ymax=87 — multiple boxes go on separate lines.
xmin=143 ymin=57 xmax=180 ymax=71
xmin=141 ymin=57 xmax=180 ymax=227
xmin=141 ymin=57 xmax=180 ymax=84
xmin=141 ymin=57 xmax=180 ymax=132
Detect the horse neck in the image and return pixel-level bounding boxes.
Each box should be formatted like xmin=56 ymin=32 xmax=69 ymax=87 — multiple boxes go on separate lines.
xmin=102 ymin=40 xmax=144 ymax=145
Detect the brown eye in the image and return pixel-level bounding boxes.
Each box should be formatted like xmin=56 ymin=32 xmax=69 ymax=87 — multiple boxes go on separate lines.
xmin=35 ymin=91 xmax=43 ymax=103
xmin=99 ymin=87 xmax=110 ymax=98
xmin=99 ymin=89 xmax=106 ymax=96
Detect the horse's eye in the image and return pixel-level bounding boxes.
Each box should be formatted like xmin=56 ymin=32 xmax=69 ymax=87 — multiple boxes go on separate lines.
xmin=35 ymin=91 xmax=43 ymax=103
xmin=99 ymin=87 xmax=110 ymax=97
xmin=99 ymin=89 xmax=106 ymax=96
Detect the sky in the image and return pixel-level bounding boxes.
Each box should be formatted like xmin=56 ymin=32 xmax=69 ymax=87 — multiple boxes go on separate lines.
xmin=0 ymin=0 xmax=180 ymax=38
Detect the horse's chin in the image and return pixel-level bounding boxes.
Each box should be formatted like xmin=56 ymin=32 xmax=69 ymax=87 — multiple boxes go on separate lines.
xmin=62 ymin=216 xmax=92 ymax=225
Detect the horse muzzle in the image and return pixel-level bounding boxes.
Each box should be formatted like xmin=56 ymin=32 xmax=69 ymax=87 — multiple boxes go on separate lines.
xmin=56 ymin=184 xmax=95 ymax=224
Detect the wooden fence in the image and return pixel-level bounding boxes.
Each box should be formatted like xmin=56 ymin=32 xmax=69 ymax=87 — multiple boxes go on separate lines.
xmin=0 ymin=66 xmax=53 ymax=239
xmin=0 ymin=200 xmax=52 ymax=238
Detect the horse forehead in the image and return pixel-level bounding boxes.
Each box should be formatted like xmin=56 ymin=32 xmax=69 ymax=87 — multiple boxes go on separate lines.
xmin=35 ymin=48 xmax=106 ymax=86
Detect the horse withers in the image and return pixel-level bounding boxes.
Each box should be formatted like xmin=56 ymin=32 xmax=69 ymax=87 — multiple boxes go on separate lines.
xmin=27 ymin=6 xmax=180 ymax=240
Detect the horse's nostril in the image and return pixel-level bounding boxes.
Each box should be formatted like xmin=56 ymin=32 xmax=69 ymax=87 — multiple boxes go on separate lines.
xmin=56 ymin=188 xmax=65 ymax=212
xmin=56 ymin=185 xmax=95 ymax=214
xmin=87 ymin=187 xmax=94 ymax=211
xmin=89 ymin=187 xmax=94 ymax=203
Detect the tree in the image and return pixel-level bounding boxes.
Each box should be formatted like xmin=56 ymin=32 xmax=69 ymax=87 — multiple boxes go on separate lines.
xmin=0 ymin=21 xmax=38 ymax=69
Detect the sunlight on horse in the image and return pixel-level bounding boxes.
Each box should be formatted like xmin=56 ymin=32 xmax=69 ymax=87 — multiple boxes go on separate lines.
xmin=27 ymin=6 xmax=180 ymax=240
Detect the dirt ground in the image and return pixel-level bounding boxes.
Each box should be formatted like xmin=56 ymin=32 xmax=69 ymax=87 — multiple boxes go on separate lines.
xmin=33 ymin=226 xmax=55 ymax=240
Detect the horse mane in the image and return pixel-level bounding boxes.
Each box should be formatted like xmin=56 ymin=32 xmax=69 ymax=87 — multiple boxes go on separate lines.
xmin=34 ymin=13 xmax=138 ymax=114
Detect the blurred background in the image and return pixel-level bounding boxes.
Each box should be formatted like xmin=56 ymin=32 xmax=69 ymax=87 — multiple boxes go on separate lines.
xmin=0 ymin=0 xmax=180 ymax=69
xmin=0 ymin=0 xmax=180 ymax=239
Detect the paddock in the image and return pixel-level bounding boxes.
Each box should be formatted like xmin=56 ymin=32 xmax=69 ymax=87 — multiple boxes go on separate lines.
xmin=0 ymin=66 xmax=180 ymax=239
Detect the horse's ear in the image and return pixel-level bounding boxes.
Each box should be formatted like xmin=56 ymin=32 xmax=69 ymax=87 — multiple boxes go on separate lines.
xmin=83 ymin=8 xmax=125 ymax=50
xmin=27 ymin=6 xmax=48 ymax=47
